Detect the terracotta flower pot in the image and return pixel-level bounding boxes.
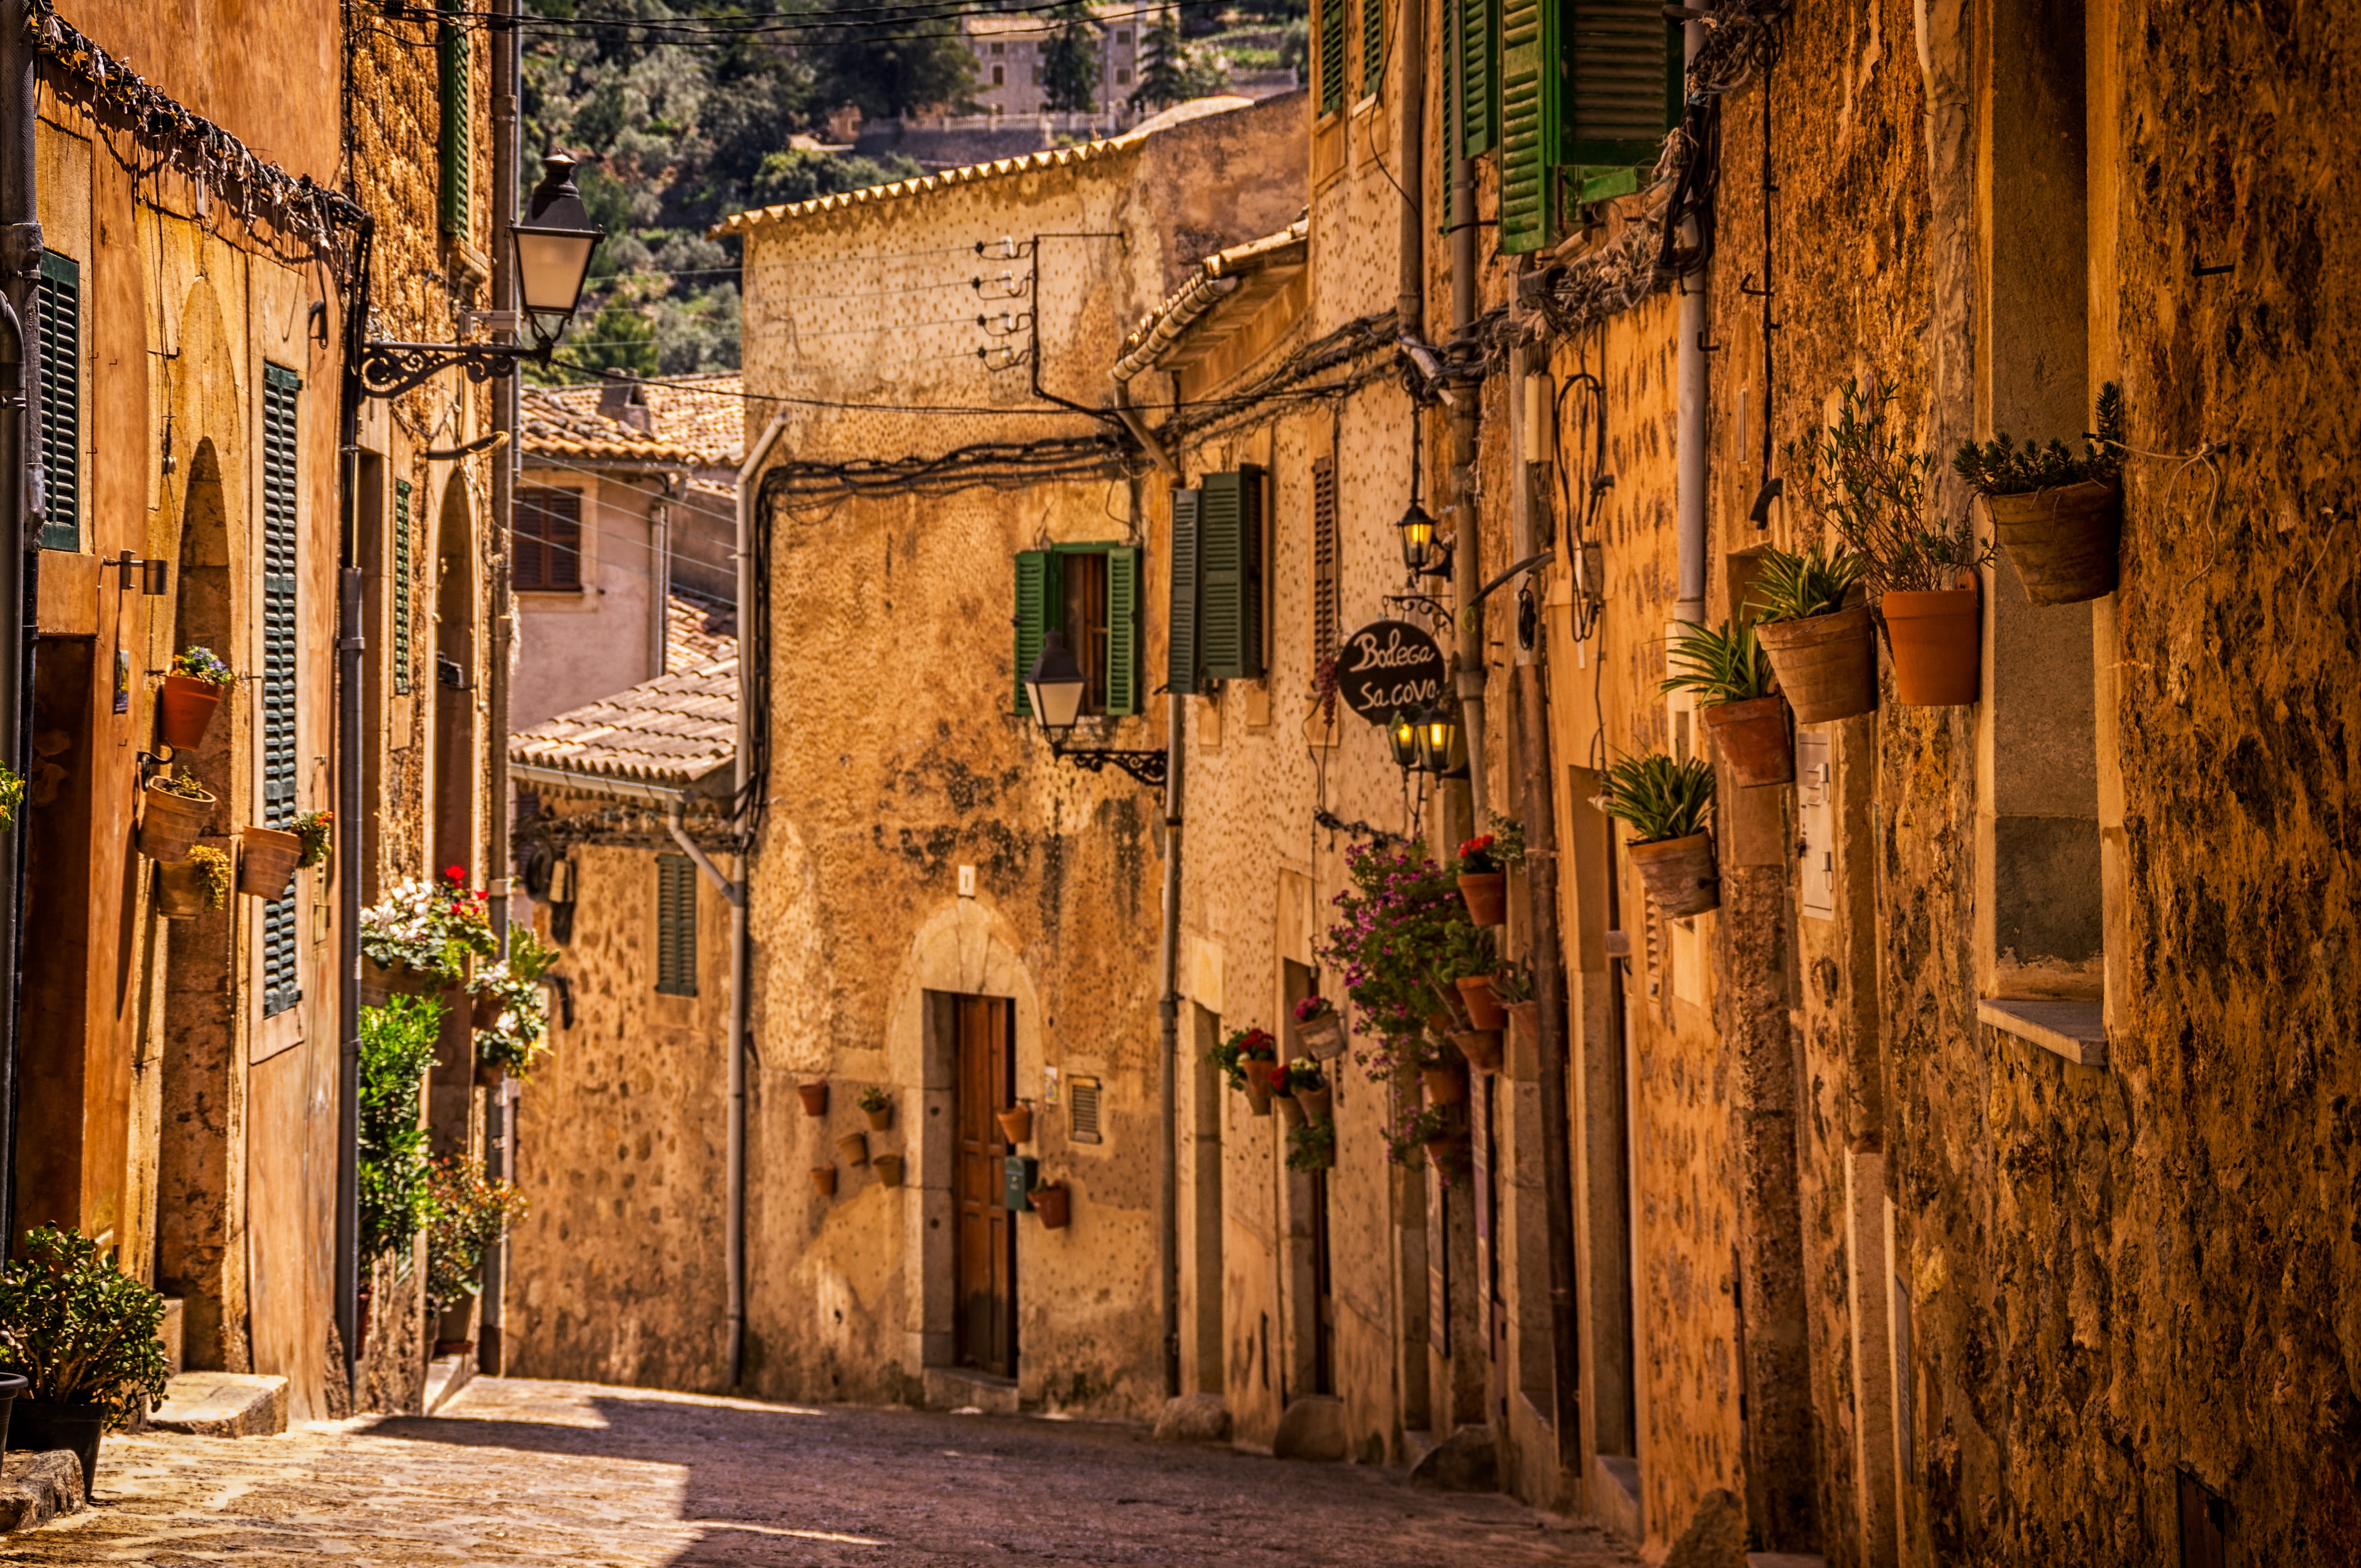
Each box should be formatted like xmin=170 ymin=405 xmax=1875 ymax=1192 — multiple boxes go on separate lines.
xmin=157 ymin=673 xmax=226 ymax=750
xmin=1297 ymin=1084 xmax=1334 ymax=1122
xmin=810 ymin=1166 xmax=837 ymax=1197
xmin=138 ymin=780 xmax=214 ymax=863
xmin=836 ymin=1131 xmax=869 ymax=1168
xmin=1297 ymin=1011 xmax=1346 ymax=1058
xmin=863 ymin=1104 xmax=892 ymax=1133
xmin=797 ymin=1082 xmax=829 ymax=1118
xmin=1505 ymin=1000 xmax=1539 ymax=1054
xmin=1032 ymin=1182 xmax=1070 ymax=1229
xmin=1450 ymin=1028 xmax=1503 ymax=1074
xmin=473 ymin=1055 xmax=507 ymax=1089
xmin=1457 ymin=869 xmax=1507 ymax=926
xmin=1422 ymin=1134 xmax=1466 ymax=1175
xmin=1756 ymin=605 xmax=1877 ymax=723
xmin=872 ymin=1153 xmax=905 ymax=1188
xmin=1880 ymin=587 xmax=1981 ymax=705
xmin=1422 ymin=1063 xmax=1467 ymax=1106
xmin=471 ymin=990 xmax=503 ymax=1030
xmin=361 ymin=957 xmax=443 ymax=1000
xmin=1242 ymin=1059 xmax=1276 ymax=1116
xmin=1983 ymin=480 xmax=2120 ymax=605
xmin=1455 ymin=974 xmax=1508 ymax=1031
xmin=1704 ymin=694 xmax=1794 ymax=786
xmin=997 ymin=1102 xmax=1035 ymax=1144
xmin=1627 ymin=832 xmax=1719 ymax=918
xmin=237 ymin=826 xmax=303 ymax=900
xmin=12 ymin=1400 xmax=105 ymax=1499
xmin=155 ymin=858 xmax=214 ymax=919
xmin=1275 ymin=1093 xmax=1308 ymax=1130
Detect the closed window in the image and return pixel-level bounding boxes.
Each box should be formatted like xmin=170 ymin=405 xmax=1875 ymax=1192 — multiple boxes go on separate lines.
xmin=993 ymin=63 xmax=1006 ymax=85
xmin=36 ymin=251 xmax=78 ymax=551
xmin=438 ymin=21 xmax=470 ymax=235
xmin=393 ymin=478 xmax=414 ymax=695
xmin=1115 ymin=28 xmax=1130 ymax=42
xmin=1013 ymin=545 xmax=1139 ymax=718
xmin=656 ymin=855 xmax=698 ymax=997
xmin=514 ymin=486 xmax=583 ymax=591
xmin=1117 ymin=67 xmax=1131 ymax=83
xmin=262 ymin=364 xmax=303 ymax=1017
xmin=991 ymin=40 xmax=1005 ymax=53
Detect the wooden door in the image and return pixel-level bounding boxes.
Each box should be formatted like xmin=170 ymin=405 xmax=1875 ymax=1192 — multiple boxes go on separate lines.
xmin=954 ymin=995 xmax=1017 ymax=1376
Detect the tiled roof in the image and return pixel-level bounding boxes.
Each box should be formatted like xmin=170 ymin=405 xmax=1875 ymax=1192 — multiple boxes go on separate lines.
xmin=1112 ymin=218 xmax=1309 ymax=382
xmin=667 ymin=592 xmax=736 ymax=671
xmin=509 ymin=633 xmax=738 ymax=792
xmin=520 ymin=374 xmax=744 ymax=466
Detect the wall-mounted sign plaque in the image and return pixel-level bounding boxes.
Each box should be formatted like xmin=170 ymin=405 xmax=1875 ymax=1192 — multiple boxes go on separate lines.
xmin=1334 ymin=619 xmax=1446 ymax=725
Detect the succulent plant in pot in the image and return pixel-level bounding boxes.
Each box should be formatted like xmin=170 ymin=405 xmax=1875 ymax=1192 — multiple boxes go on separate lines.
xmin=0 ymin=1226 xmax=172 ymax=1497
xmin=1951 ymin=382 xmax=2125 ymax=606
xmin=1603 ymin=752 xmax=1719 ymax=917
xmin=1747 ymin=543 xmax=1874 ymax=722
xmin=857 ymin=1084 xmax=893 ymax=1131
xmin=1662 ymin=618 xmax=1792 ymax=786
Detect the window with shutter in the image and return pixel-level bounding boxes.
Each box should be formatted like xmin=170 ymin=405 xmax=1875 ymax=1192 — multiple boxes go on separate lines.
xmin=1167 ymin=488 xmax=1201 ymax=696
xmin=1199 ymin=466 xmax=1265 ymax=683
xmin=656 ymin=854 xmax=698 ymax=997
xmin=1316 ymin=0 xmax=1347 ymax=115
xmin=1312 ymin=458 xmax=1339 ymax=666
xmin=36 ymin=252 xmax=78 ymax=551
xmin=1498 ymin=0 xmax=1557 ymax=253
xmin=1014 ymin=545 xmax=1138 ymax=717
xmin=393 ymin=478 xmax=414 ymax=696
xmin=1013 ymin=549 xmax=1049 ymax=715
xmin=1459 ymin=0 xmax=1498 ymax=157
xmin=515 ymin=486 xmax=583 ymax=592
xmin=1565 ymin=1 xmax=1683 ymax=168
xmin=262 ymin=364 xmax=302 ymax=1019
xmin=438 ymin=21 xmax=471 ymax=236
xmin=1361 ymin=0 xmax=1385 ymax=95
xmin=1104 ymin=546 xmax=1138 ymax=717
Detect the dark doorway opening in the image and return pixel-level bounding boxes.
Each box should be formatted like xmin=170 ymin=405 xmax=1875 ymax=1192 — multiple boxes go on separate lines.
xmin=953 ymin=994 xmax=1016 ymax=1378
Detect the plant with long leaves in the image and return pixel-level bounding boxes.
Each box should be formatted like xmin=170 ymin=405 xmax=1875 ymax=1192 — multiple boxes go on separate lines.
xmin=1602 ymin=753 xmax=1716 ymax=845
xmin=1747 ymin=543 xmax=1867 ymax=623
xmin=1661 ymin=619 xmax=1776 ymax=705
xmin=0 ymin=1226 xmax=171 ymax=1428
xmin=1788 ymin=377 xmax=1989 ymax=595
xmin=1951 ymin=383 xmax=2126 ymax=497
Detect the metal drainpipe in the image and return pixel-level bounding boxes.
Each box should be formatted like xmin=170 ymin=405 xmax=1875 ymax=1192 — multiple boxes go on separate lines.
xmin=1157 ymin=684 xmax=1185 ymax=1398
xmin=1449 ymin=105 xmax=1487 ymax=832
xmin=1394 ymin=0 xmax=1425 ymax=343
xmin=0 ymin=0 xmax=34 ymax=1251
xmin=1673 ymin=15 xmax=1709 ymax=627
xmin=333 ymin=210 xmax=374 ymax=1400
xmin=730 ymin=412 xmax=788 ymax=1388
xmin=478 ymin=0 xmax=520 ymax=1379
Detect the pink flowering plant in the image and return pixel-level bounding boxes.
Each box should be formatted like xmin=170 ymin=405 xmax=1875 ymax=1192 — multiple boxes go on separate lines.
xmin=1314 ymin=837 xmax=1478 ymax=1076
xmin=361 ymin=867 xmax=498 ymax=983
xmin=1293 ymin=994 xmax=1335 ymax=1023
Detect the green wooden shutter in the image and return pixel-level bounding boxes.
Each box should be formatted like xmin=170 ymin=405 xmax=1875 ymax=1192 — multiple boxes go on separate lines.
xmin=1013 ymin=549 xmax=1052 ymax=715
xmin=656 ymin=855 xmax=698 ymax=997
xmin=1199 ymin=466 xmax=1265 ymax=682
xmin=1566 ymin=1 xmax=1683 ymax=166
xmin=1167 ymin=488 xmax=1201 ymax=696
xmin=438 ymin=21 xmax=471 ymax=235
xmin=1498 ymin=0 xmax=1558 ymax=253
xmin=1460 ymin=0 xmax=1497 ymax=156
xmin=1318 ymin=0 xmax=1347 ymax=114
xmin=1361 ymin=0 xmax=1385 ymax=95
xmin=1105 ymin=545 xmax=1138 ymax=717
xmin=393 ymin=478 xmax=413 ymax=696
xmin=36 ymin=252 xmax=78 ymax=551
xmin=262 ymin=364 xmax=302 ymax=1019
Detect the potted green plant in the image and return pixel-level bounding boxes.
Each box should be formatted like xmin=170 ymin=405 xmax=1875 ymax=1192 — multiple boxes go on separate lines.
xmin=291 ymin=809 xmax=334 ymax=869
xmin=858 ymin=1085 xmax=893 ymax=1131
xmin=1493 ymin=961 xmax=1538 ymax=1052
xmin=1384 ymin=1102 xmax=1449 ymax=1167
xmin=0 ymin=1226 xmax=171 ymax=1497
xmin=138 ymin=770 xmax=215 ymax=863
xmin=0 ymin=763 xmax=21 ymax=833
xmin=1292 ymin=994 xmax=1346 ymax=1058
xmin=425 ymin=1155 xmax=527 ymax=1353
xmin=1791 ymin=376 xmax=1990 ymax=706
xmin=359 ymin=997 xmax=441 ymax=1277
xmin=156 ymin=843 xmax=232 ymax=919
xmin=1282 ymin=1057 xmax=1332 ymax=1122
xmin=1421 ymin=1038 xmax=1468 ymax=1107
xmin=158 ymin=646 xmax=236 ymax=750
xmin=361 ymin=870 xmax=498 ymax=994
xmin=1209 ymin=1026 xmax=1279 ymax=1115
xmin=1454 ymin=833 xmax=1508 ymax=925
xmin=1952 ymin=383 xmax=2126 ymax=605
xmin=1604 ymin=752 xmax=1718 ymax=917
xmin=1663 ymin=618 xmax=1792 ymax=786
xmin=1270 ymin=1060 xmax=1309 ymax=1130
xmin=238 ymin=824 xmax=304 ymax=899
xmin=1440 ymin=922 xmax=1506 ymax=1030
xmin=1747 ymin=543 xmax=1874 ymax=722
xmin=470 ymin=924 xmax=557 ymax=1083
xmin=1286 ymin=1118 xmax=1335 ymax=1172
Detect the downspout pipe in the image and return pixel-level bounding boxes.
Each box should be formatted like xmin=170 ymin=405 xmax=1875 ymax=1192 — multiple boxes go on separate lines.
xmin=1448 ymin=57 xmax=1487 ymax=831
xmin=0 ymin=0 xmax=32 ymax=1251
xmin=730 ymin=411 xmax=789 ymax=1388
xmin=664 ymin=799 xmax=742 ymax=907
xmin=1673 ymin=15 xmax=1710 ymax=627
xmin=334 ymin=211 xmax=376 ymax=1398
xmin=1157 ymin=679 xmax=1184 ymax=1397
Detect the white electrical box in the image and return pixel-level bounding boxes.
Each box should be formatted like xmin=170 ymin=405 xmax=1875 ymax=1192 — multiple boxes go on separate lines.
xmin=1797 ymin=732 xmax=1835 ymax=919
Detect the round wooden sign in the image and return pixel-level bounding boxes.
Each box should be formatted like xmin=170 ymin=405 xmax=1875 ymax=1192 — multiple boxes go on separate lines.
xmin=1334 ymin=619 xmax=1447 ymax=725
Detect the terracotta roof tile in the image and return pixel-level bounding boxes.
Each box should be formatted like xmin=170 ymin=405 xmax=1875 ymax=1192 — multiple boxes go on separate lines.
xmin=509 ymin=622 xmax=738 ymax=791
xmin=520 ymin=374 xmax=743 ymax=466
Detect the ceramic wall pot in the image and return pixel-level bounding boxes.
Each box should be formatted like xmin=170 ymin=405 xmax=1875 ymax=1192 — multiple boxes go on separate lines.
xmin=1450 ymin=1028 xmax=1504 ymax=1074
xmin=810 ymin=1166 xmax=836 ymax=1197
xmin=1296 ymin=1012 xmax=1346 ymax=1058
xmin=1422 ymin=1063 xmax=1467 ymax=1106
xmin=836 ymin=1132 xmax=869 ymax=1168
xmin=1505 ymin=1000 xmax=1539 ymax=1054
xmin=157 ymin=674 xmax=225 ymax=750
xmin=1881 ymin=587 xmax=1982 ymax=705
xmin=154 ymin=859 xmax=214 ymax=919
xmin=797 ymin=1082 xmax=829 ymax=1117
xmin=1031 ymin=1183 xmax=1070 ymax=1229
xmin=1296 ymin=1085 xmax=1334 ymax=1122
xmin=1242 ymin=1060 xmax=1276 ymax=1116
xmin=237 ymin=826 xmax=303 ymax=900
xmin=137 ymin=782 xmax=214 ymax=863
xmin=872 ymin=1154 xmax=905 ymax=1188
xmin=996 ymin=1102 xmax=1035 ymax=1143
xmin=1756 ymin=605 xmax=1877 ymax=723
xmin=1275 ymin=1093 xmax=1307 ymax=1130
xmin=863 ymin=1104 xmax=892 ymax=1133
xmin=1628 ymin=832 xmax=1720 ymax=918
xmin=1983 ymin=480 xmax=2120 ymax=605
xmin=1457 ymin=870 xmax=1507 ymax=925
xmin=1455 ymin=974 xmax=1508 ymax=1031
xmin=1704 ymin=695 xmax=1794 ymax=786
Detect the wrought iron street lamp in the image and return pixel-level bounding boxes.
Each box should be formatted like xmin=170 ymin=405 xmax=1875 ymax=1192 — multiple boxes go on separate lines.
xmin=1396 ymin=497 xmax=1449 ymax=575
xmin=1413 ymin=701 xmax=1460 ymax=776
xmin=360 ymin=154 xmax=606 ymax=399
xmin=1022 ymin=630 xmax=1168 ymax=788
xmin=1387 ymin=709 xmax=1421 ymax=771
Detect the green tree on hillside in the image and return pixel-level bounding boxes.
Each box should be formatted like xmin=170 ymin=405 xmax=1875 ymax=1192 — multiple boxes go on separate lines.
xmin=1130 ymin=8 xmax=1189 ymax=110
xmin=1042 ymin=2 xmax=1099 ymax=112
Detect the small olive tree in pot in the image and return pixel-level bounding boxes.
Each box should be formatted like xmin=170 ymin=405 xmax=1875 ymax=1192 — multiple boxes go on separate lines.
xmin=0 ymin=1226 xmax=172 ymax=1496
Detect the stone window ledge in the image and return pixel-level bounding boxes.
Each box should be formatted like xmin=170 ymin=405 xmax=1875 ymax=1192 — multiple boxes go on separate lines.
xmin=1978 ymin=998 xmax=2107 ymax=1068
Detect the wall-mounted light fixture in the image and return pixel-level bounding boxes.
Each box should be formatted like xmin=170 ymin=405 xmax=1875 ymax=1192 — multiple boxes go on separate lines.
xmin=107 ymin=549 xmax=168 ymax=595
xmin=1021 ymin=630 xmax=1167 ymax=788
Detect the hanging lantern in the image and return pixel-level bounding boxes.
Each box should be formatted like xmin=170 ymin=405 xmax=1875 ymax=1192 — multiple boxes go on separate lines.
xmin=1386 ymin=710 xmax=1420 ymax=771
xmin=1414 ymin=703 xmax=1459 ymax=775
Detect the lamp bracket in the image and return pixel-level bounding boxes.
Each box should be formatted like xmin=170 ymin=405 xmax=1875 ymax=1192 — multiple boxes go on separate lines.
xmin=360 ymin=339 xmax=543 ymax=400
xmin=1048 ymin=738 xmax=1168 ymax=789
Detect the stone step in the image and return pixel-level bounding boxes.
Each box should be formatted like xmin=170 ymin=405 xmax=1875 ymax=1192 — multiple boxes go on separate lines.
xmin=148 ymin=1372 xmax=288 ymax=1438
xmin=0 ymin=1450 xmax=84 ymax=1533
xmin=921 ymin=1366 xmax=1020 ymax=1416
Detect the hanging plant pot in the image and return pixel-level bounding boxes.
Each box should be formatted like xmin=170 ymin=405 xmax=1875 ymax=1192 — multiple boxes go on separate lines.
xmin=997 ymin=1102 xmax=1035 ymax=1144
xmin=1421 ymin=1063 xmax=1467 ymax=1107
xmin=873 ymin=1153 xmax=905 ymax=1188
xmin=138 ymin=778 xmax=215 ymax=863
xmin=1881 ymin=587 xmax=1982 ymax=705
xmin=1450 ymin=1028 xmax=1503 ymax=1074
xmin=1505 ymin=1000 xmax=1539 ymax=1055
xmin=1422 ymin=1133 xmax=1467 ymax=1175
xmin=12 ymin=1400 xmax=105 ymax=1499
xmin=155 ymin=859 xmax=214 ymax=919
xmin=1455 ymin=974 xmax=1508 ymax=1031
xmin=810 ymin=1166 xmax=837 ymax=1198
xmin=1457 ymin=870 xmax=1508 ymax=926
xmin=1703 ymin=695 xmax=1794 ymax=787
xmin=1242 ymin=1059 xmax=1276 ymax=1117
xmin=1628 ymin=832 xmax=1720 ymax=918
xmin=473 ymin=1057 xmax=505 ymax=1090
xmin=863 ymin=1104 xmax=893 ymax=1133
xmin=797 ymin=1082 xmax=829 ymax=1118
xmin=1756 ymin=605 xmax=1877 ymax=723
xmin=836 ymin=1131 xmax=869 ymax=1168
xmin=157 ymin=674 xmax=226 ymax=750
xmin=1297 ymin=1011 xmax=1346 ymax=1058
xmin=237 ymin=826 xmax=303 ymax=900
xmin=1296 ymin=1084 xmax=1334 ymax=1123
xmin=470 ymin=990 xmax=503 ymax=1030
xmin=1031 ymin=1182 xmax=1071 ymax=1229
xmin=1275 ymin=1092 xmax=1307 ymax=1130
xmin=1983 ymin=480 xmax=2121 ymax=605
xmin=362 ymin=957 xmax=444 ymax=999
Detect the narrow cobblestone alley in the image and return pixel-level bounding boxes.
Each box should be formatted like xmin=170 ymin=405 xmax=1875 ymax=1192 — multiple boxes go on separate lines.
xmin=2 ymin=1379 xmax=1639 ymax=1566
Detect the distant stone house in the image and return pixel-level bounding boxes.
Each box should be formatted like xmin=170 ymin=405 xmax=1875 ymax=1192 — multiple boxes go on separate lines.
xmin=960 ymin=10 xmax=1139 ymax=119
